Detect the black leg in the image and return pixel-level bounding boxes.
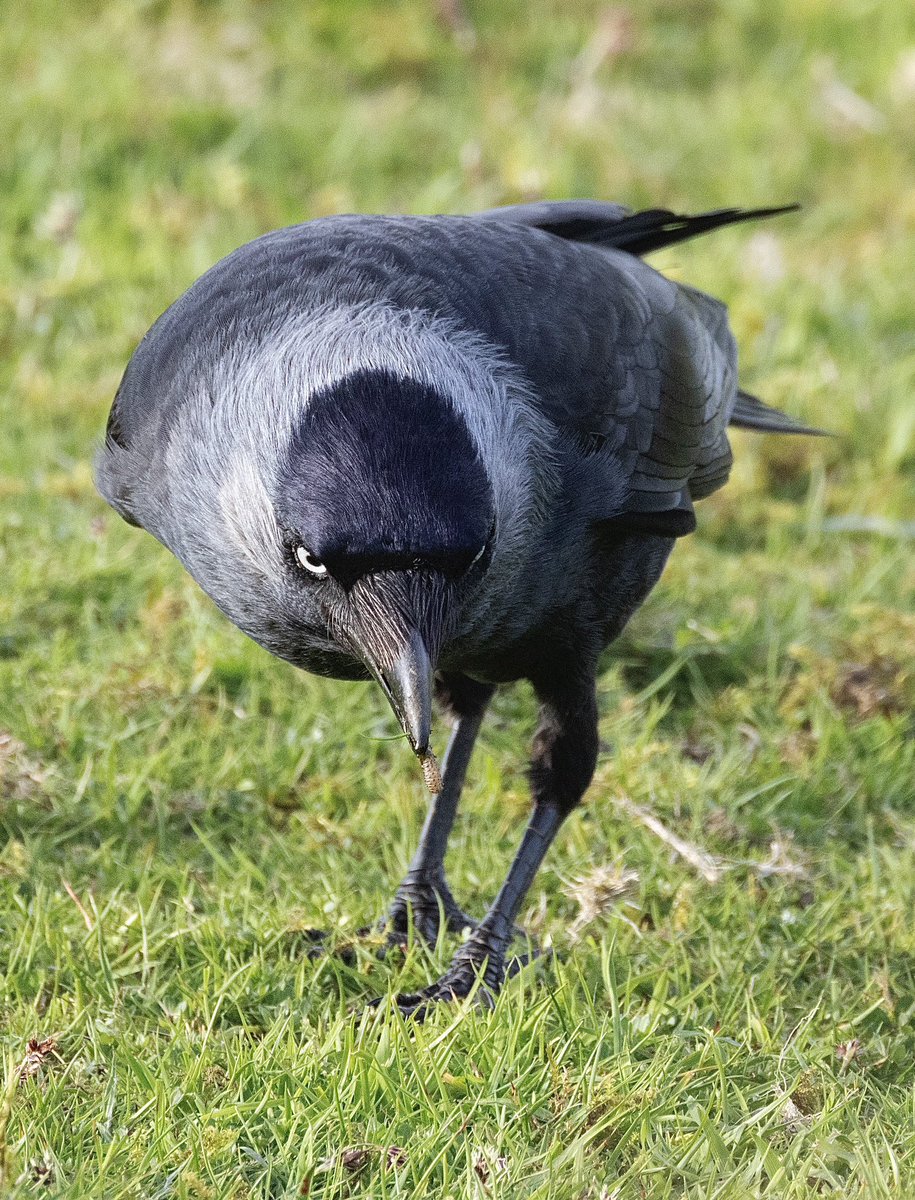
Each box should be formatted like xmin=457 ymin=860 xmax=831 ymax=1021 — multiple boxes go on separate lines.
xmin=381 ymin=674 xmax=495 ymax=947
xmin=382 ymin=674 xmax=599 ymax=1016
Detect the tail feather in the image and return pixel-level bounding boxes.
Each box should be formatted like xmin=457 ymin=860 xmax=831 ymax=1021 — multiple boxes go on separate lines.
xmin=476 ymin=200 xmax=801 ymax=257
xmin=596 ymin=205 xmax=801 ymax=256
xmin=730 ymin=390 xmax=829 ymax=437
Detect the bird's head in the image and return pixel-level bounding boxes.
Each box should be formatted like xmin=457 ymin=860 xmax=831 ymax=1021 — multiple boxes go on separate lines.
xmin=269 ymin=367 xmax=495 ymax=758
xmin=98 ymin=301 xmax=551 ymax=776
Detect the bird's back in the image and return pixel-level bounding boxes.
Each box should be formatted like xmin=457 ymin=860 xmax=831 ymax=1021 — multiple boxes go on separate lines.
xmin=105 ymin=207 xmax=743 ymax=537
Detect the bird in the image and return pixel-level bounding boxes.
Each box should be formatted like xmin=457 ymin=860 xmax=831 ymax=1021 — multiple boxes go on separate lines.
xmin=96 ymin=199 xmax=821 ymax=1016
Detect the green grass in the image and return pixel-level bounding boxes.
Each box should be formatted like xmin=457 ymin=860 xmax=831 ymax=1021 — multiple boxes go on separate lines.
xmin=2 ymin=0 xmax=914 ymax=1195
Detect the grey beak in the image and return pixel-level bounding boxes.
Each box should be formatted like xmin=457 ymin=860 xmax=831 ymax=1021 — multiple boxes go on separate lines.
xmin=343 ymin=568 xmax=451 ymax=761
xmin=368 ymin=626 xmax=433 ymax=756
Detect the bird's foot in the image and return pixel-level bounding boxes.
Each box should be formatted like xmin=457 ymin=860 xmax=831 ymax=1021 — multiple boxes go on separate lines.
xmin=372 ymin=931 xmax=505 ymax=1019
xmin=380 ymin=869 xmax=477 ymax=951
xmin=298 ymin=872 xmax=475 ymax=964
xmin=369 ymin=924 xmax=542 ymax=1019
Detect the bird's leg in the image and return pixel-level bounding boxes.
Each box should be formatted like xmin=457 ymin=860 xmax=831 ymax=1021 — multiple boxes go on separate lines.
xmin=383 ymin=675 xmax=599 ymax=1016
xmin=381 ymin=674 xmax=495 ymax=948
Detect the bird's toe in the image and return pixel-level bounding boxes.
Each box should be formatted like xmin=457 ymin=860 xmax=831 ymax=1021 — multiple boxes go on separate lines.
xmin=372 ymin=976 xmax=495 ymax=1021
xmin=372 ymin=942 xmax=505 ymax=1017
xmin=300 ymin=926 xmax=387 ymax=966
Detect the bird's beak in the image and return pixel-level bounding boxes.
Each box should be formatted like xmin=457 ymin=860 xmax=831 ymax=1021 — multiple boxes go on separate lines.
xmin=344 ymin=570 xmax=451 ymax=763
xmin=369 ymin=625 xmax=432 ymax=756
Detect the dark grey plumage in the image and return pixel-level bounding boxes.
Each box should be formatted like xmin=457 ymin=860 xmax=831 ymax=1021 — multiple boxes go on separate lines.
xmin=97 ymin=200 xmax=817 ymax=1014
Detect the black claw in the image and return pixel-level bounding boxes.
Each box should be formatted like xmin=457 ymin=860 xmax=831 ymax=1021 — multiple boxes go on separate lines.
xmin=301 ymin=928 xmax=328 ymax=958
xmin=367 ymin=938 xmax=516 ymax=1018
xmin=300 ymin=927 xmax=347 ymax=962
xmin=299 ymin=926 xmax=382 ymax=966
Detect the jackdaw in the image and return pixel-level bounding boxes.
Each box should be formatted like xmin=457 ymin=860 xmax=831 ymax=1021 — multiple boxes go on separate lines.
xmin=97 ymin=200 xmax=820 ymax=1015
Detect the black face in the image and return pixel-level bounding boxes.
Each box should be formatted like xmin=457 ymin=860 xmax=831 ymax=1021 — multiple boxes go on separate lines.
xmin=274 ymin=369 xmax=494 ymax=589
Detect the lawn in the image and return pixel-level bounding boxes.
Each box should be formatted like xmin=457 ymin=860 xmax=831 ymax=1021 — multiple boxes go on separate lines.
xmin=1 ymin=1 xmax=914 ymax=1196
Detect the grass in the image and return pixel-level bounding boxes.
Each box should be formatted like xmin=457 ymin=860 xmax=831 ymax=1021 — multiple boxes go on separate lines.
xmin=1 ymin=0 xmax=914 ymax=1195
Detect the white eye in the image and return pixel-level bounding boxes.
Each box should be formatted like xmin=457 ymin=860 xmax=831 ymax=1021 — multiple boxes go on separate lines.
xmin=294 ymin=546 xmax=328 ymax=578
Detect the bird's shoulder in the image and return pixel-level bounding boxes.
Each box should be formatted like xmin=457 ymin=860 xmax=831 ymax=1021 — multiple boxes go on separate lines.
xmin=415 ymin=215 xmax=740 ymax=524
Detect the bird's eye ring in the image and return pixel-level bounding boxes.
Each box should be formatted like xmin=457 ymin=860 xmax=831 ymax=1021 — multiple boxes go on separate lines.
xmin=294 ymin=546 xmax=328 ymax=578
